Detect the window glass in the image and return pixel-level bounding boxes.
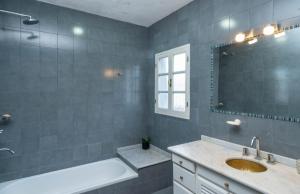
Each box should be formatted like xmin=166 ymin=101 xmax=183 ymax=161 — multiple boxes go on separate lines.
xmin=158 ymin=57 xmax=169 ymax=74
xmin=173 ymin=93 xmax=186 ymax=112
xmin=173 ymin=53 xmax=186 ymax=72
xmin=158 ymin=75 xmax=169 ymax=91
xmin=173 ymin=73 xmax=186 ymax=92
xmin=158 ymin=93 xmax=168 ymax=109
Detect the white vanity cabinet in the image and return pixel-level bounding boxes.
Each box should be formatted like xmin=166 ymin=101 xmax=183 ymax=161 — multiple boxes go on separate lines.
xmin=172 ymin=154 xmax=262 ymax=194
xmin=174 ymin=181 xmax=194 ymax=194
xmin=173 ymin=164 xmax=196 ymax=192
xmin=172 ymin=154 xmax=196 ymax=194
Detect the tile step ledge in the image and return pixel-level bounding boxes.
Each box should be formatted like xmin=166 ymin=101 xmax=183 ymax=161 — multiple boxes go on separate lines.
xmin=117 ymin=144 xmax=171 ymax=170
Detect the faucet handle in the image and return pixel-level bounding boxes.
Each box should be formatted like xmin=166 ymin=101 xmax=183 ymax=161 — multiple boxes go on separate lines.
xmin=267 ymin=154 xmax=276 ymax=164
xmin=242 ymin=147 xmax=249 ymax=156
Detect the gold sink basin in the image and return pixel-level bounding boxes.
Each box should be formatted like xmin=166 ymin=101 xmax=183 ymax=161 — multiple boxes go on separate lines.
xmin=226 ymin=159 xmax=267 ymax=173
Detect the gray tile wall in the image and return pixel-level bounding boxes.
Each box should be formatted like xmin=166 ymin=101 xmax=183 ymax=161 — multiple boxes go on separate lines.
xmin=147 ymin=0 xmax=300 ymax=159
xmin=1 ymin=0 xmax=300 ymax=189
xmin=0 ymin=0 xmax=149 ymax=181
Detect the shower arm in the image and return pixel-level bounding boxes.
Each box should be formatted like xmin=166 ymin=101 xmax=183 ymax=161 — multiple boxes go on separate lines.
xmin=0 ymin=9 xmax=32 ymax=19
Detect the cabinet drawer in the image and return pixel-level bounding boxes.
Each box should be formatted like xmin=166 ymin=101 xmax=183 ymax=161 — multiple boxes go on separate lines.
xmin=174 ymin=181 xmax=194 ymax=194
xmin=173 ymin=154 xmax=195 ymax=173
xmin=197 ymin=165 xmax=262 ymax=194
xmin=196 ymin=176 xmax=229 ymax=194
xmin=173 ymin=164 xmax=196 ymax=193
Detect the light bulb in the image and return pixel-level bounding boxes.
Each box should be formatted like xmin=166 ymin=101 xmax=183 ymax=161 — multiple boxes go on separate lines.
xmin=274 ymin=31 xmax=286 ymax=38
xmin=235 ymin=33 xmax=246 ymax=42
xmin=263 ymin=25 xmax=275 ymax=36
xmin=73 ymin=26 xmax=84 ymax=35
xmin=248 ymin=38 xmax=258 ymax=45
xmin=220 ymin=18 xmax=231 ymax=29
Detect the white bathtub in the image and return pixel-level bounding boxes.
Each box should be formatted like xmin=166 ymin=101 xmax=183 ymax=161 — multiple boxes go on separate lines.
xmin=0 ymin=158 xmax=138 ymax=194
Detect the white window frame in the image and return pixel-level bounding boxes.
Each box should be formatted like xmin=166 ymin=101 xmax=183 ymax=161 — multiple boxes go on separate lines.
xmin=154 ymin=44 xmax=190 ymax=120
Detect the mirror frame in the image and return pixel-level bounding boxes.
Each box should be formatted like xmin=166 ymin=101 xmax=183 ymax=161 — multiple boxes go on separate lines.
xmin=210 ymin=23 xmax=300 ymax=123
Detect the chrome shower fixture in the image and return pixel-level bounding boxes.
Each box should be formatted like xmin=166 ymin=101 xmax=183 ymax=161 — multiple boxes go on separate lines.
xmin=0 ymin=148 xmax=15 ymax=155
xmin=0 ymin=9 xmax=39 ymax=25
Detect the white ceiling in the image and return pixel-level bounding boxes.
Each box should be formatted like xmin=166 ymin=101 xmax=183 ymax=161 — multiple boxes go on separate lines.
xmin=38 ymin=0 xmax=193 ymax=27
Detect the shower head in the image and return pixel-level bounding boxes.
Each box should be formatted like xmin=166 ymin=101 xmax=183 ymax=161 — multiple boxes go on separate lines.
xmin=221 ymin=51 xmax=235 ymax=56
xmin=222 ymin=51 xmax=229 ymax=56
xmin=0 ymin=10 xmax=39 ymax=25
xmin=23 ymin=17 xmax=39 ymax=25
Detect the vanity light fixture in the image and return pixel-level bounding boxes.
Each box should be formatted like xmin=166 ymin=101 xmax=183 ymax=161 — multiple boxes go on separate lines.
xmin=274 ymin=31 xmax=286 ymax=38
xmin=263 ymin=24 xmax=275 ymax=36
xmin=248 ymin=38 xmax=258 ymax=45
xmin=234 ymin=24 xmax=283 ymax=43
xmin=235 ymin=33 xmax=246 ymax=42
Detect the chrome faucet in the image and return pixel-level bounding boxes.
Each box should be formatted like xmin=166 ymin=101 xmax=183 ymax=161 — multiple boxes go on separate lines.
xmin=251 ymin=136 xmax=261 ymax=160
xmin=0 ymin=148 xmax=15 ymax=155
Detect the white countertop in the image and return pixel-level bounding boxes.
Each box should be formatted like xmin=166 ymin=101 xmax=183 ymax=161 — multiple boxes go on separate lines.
xmin=168 ymin=137 xmax=300 ymax=194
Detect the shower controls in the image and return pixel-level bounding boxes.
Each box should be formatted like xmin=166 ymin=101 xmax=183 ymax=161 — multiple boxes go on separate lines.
xmin=0 ymin=113 xmax=14 ymax=154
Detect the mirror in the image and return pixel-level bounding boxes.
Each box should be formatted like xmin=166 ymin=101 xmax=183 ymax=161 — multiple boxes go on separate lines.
xmin=211 ymin=26 xmax=300 ymax=122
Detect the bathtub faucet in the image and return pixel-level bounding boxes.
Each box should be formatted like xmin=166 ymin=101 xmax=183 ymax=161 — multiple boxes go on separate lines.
xmin=0 ymin=148 xmax=15 ymax=155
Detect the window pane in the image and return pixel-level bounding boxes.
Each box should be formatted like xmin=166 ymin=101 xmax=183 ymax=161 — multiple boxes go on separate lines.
xmin=173 ymin=53 xmax=186 ymax=72
xmin=158 ymin=75 xmax=169 ymax=91
xmin=173 ymin=73 xmax=185 ymax=91
xmin=158 ymin=93 xmax=168 ymax=109
xmin=173 ymin=93 xmax=185 ymax=112
xmin=158 ymin=57 xmax=168 ymax=74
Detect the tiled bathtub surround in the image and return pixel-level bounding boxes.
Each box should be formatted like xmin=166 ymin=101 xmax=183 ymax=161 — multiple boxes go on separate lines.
xmin=82 ymin=161 xmax=172 ymax=194
xmin=147 ymin=0 xmax=300 ymax=159
xmin=0 ymin=0 xmax=148 ymax=181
